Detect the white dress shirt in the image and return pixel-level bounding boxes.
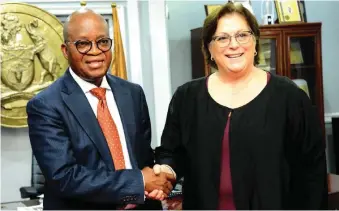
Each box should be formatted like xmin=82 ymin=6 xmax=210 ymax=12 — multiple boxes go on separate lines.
xmin=69 ymin=68 xmax=132 ymax=169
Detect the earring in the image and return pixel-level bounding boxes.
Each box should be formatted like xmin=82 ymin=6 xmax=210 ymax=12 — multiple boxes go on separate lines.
xmin=254 ymin=51 xmax=257 ymax=56
xmin=211 ymin=56 xmax=214 ymax=61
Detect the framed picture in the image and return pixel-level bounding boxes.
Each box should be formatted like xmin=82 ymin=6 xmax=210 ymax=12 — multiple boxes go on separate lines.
xmin=274 ymin=0 xmax=303 ymax=23
xmin=204 ymin=5 xmax=222 ymax=16
xmin=298 ymin=0 xmax=307 ymax=22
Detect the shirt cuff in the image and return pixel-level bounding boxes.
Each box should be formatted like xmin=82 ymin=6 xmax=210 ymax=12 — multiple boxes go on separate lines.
xmin=141 ymin=170 xmax=146 ymax=201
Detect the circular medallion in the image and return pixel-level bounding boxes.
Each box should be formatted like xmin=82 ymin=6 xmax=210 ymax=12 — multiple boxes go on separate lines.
xmin=1 ymin=3 xmax=68 ymax=127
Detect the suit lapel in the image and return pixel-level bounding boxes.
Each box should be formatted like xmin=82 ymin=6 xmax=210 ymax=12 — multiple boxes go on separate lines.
xmin=107 ymin=75 xmax=139 ymax=169
xmin=61 ymin=70 xmax=114 ymax=170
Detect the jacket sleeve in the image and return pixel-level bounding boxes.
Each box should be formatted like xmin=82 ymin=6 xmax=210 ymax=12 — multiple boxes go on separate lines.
xmin=155 ymin=87 xmax=186 ymax=179
xmin=26 ymin=96 xmax=144 ymax=204
xmin=286 ymin=87 xmax=328 ymax=209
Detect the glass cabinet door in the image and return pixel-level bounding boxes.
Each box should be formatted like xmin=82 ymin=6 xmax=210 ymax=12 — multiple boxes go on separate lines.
xmin=258 ymin=38 xmax=277 ymax=74
xmin=288 ymin=36 xmax=317 ymax=105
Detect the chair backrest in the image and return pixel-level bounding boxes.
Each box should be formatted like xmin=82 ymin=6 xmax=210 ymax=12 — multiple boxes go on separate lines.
xmin=32 ymin=155 xmax=45 ymax=193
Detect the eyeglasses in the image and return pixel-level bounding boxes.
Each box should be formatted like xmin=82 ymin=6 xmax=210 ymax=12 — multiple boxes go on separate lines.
xmin=66 ymin=37 xmax=113 ymax=54
xmin=212 ymin=31 xmax=254 ymax=48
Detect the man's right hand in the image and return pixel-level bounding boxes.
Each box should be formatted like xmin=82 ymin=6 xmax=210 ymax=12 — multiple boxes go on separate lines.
xmin=141 ymin=167 xmax=175 ymax=198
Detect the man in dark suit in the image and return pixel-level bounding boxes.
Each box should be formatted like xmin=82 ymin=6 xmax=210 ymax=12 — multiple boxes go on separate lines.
xmin=26 ymin=8 xmax=174 ymax=210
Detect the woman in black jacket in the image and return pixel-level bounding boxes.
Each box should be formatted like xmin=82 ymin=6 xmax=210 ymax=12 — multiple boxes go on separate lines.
xmin=154 ymin=2 xmax=328 ymax=209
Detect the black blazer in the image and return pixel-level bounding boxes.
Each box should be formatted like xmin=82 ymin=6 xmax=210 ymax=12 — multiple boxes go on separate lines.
xmin=27 ymin=69 xmax=161 ymax=210
xmin=155 ymin=74 xmax=328 ymax=209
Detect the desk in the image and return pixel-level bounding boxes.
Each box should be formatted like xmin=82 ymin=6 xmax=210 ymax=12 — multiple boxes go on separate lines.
xmin=1 ymin=199 xmax=40 ymax=210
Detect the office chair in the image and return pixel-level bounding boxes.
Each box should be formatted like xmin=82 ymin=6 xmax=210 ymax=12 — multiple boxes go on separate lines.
xmin=19 ymin=154 xmax=45 ymax=199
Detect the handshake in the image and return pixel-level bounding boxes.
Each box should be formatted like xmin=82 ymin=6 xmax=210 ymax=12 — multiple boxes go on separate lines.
xmin=141 ymin=164 xmax=176 ymax=201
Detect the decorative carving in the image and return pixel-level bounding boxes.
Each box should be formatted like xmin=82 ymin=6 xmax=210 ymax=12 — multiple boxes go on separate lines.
xmin=1 ymin=14 xmax=36 ymax=92
xmin=25 ymin=19 xmax=60 ymax=84
xmin=0 ymin=3 xmax=68 ymax=127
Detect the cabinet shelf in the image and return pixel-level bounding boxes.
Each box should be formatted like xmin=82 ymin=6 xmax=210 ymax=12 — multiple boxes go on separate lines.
xmin=291 ymin=64 xmax=316 ymax=69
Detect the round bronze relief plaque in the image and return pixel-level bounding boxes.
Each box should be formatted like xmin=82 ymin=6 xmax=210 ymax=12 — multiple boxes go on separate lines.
xmin=0 ymin=3 xmax=68 ymax=128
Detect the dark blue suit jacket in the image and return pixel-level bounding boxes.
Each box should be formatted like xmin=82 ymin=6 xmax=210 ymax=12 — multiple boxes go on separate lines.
xmin=27 ymin=69 xmax=158 ymax=210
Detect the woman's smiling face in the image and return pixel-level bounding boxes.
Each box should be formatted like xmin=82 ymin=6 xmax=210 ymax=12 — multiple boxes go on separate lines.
xmin=209 ymin=13 xmax=256 ymax=74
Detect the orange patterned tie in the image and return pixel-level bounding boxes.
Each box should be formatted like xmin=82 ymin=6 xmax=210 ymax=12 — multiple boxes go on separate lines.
xmin=90 ymin=87 xmax=126 ymax=170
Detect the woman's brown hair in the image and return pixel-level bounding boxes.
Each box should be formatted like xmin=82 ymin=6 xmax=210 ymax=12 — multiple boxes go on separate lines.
xmin=202 ymin=2 xmax=260 ymax=69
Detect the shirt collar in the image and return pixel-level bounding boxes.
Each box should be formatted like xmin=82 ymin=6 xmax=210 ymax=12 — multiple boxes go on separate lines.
xmin=69 ymin=67 xmax=111 ymax=94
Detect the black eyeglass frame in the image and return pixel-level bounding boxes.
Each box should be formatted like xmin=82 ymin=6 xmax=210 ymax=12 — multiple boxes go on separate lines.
xmin=211 ymin=30 xmax=254 ymax=47
xmin=65 ymin=37 xmax=113 ymax=54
